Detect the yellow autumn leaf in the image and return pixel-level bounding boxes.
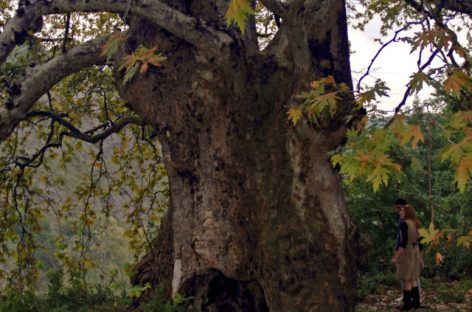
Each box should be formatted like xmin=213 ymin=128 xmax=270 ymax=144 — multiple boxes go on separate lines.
xmin=225 ymin=0 xmax=254 ymax=33
xmin=121 ymin=54 xmax=139 ymax=71
xmin=444 ymin=69 xmax=472 ymax=96
xmin=440 ymin=141 xmax=464 ymax=165
xmin=456 ymin=156 xmax=472 ymax=193
xmin=356 ymin=115 xmax=369 ymax=130
xmin=324 ymin=75 xmax=336 ymax=85
xmin=446 ymin=233 xmax=454 ymax=247
xmin=139 ymin=46 xmax=158 ymax=58
xmin=435 ymin=252 xmax=444 ymax=266
xmin=356 ymin=92 xmax=373 ymax=105
xmin=457 ymin=231 xmax=472 ymax=248
xmin=287 ymin=107 xmax=303 ymax=126
xmin=450 ymin=111 xmax=472 ymax=129
xmin=310 ymin=80 xmax=321 ymax=90
xmin=354 ymin=152 xmax=373 ymax=168
xmin=147 ymin=54 xmax=167 ymax=67
xmin=140 ymin=62 xmax=149 ymax=74
xmin=409 ymin=124 xmax=424 ymax=148
xmin=419 ymin=223 xmax=441 ymax=245
xmin=365 ymin=155 xmax=400 ymax=192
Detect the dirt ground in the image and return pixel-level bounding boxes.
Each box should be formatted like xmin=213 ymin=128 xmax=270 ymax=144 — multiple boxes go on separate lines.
xmin=356 ymin=281 xmax=472 ymax=311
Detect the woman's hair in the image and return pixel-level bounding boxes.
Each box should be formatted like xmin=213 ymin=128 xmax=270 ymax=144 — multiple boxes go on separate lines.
xmin=403 ymin=205 xmax=422 ymax=229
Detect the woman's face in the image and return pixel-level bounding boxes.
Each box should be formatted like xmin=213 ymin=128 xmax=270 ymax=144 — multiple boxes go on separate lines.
xmin=399 ymin=207 xmax=406 ymax=219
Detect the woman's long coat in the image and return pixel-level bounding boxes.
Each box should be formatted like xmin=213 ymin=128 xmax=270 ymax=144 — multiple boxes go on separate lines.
xmin=396 ymin=219 xmax=421 ymax=281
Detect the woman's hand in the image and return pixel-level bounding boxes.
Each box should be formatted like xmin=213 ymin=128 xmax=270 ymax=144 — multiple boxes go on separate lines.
xmin=391 ymin=256 xmax=398 ymax=264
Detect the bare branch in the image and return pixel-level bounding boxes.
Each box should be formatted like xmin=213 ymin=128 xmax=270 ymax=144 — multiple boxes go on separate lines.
xmin=25 ymin=111 xmax=145 ymax=144
xmin=405 ymin=0 xmax=470 ymax=66
xmin=356 ymin=21 xmax=424 ymax=93
xmin=14 ymin=111 xmax=145 ymax=168
xmin=62 ymin=13 xmax=71 ymax=53
xmin=0 ymin=35 xmax=108 ymax=142
xmin=0 ymin=0 xmax=233 ymax=64
xmin=384 ymin=47 xmax=442 ymax=128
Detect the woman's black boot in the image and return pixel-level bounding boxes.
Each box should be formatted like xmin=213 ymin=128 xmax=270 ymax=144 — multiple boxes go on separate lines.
xmin=401 ymin=290 xmax=413 ymax=310
xmin=412 ymin=286 xmax=421 ymax=309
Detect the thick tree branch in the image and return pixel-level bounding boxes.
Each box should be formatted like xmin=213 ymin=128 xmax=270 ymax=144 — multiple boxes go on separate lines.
xmin=442 ymin=0 xmax=472 ymax=16
xmin=0 ymin=4 xmax=42 ymax=63
xmin=0 ymin=0 xmax=232 ymax=64
xmin=260 ymin=0 xmax=287 ymax=18
xmin=0 ymin=35 xmax=108 ymax=142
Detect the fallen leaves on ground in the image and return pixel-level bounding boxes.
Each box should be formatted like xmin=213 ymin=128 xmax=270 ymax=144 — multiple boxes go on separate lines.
xmin=356 ymin=280 xmax=472 ymax=311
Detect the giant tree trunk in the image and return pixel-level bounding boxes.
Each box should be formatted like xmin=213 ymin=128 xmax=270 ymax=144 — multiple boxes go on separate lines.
xmin=121 ymin=0 xmax=358 ymax=311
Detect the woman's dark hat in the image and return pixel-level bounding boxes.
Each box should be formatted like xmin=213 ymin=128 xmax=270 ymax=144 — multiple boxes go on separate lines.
xmin=394 ymin=198 xmax=407 ymax=206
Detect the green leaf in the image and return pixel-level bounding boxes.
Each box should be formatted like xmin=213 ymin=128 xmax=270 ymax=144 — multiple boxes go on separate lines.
xmin=356 ymin=79 xmax=390 ymax=105
xmin=331 ymin=153 xmax=343 ymax=167
xmin=126 ymin=282 xmax=151 ymax=298
xmin=173 ymin=293 xmax=185 ymax=305
xmin=101 ymin=32 xmax=126 ymax=62
xmin=409 ymin=72 xmax=429 ymax=94
xmin=123 ymin=63 xmax=139 ymax=84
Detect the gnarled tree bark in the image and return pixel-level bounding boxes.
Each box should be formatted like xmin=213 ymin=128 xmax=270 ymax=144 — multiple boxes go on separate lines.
xmin=122 ymin=1 xmax=358 ymax=311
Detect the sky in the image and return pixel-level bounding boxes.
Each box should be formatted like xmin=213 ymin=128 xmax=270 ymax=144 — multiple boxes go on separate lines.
xmin=348 ymin=18 xmax=435 ymax=112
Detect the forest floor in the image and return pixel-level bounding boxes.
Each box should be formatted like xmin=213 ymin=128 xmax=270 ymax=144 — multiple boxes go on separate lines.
xmin=356 ymin=280 xmax=472 ymax=311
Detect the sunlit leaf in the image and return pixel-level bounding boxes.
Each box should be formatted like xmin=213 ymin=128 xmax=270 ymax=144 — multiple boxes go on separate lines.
xmin=419 ymin=223 xmax=441 ymax=245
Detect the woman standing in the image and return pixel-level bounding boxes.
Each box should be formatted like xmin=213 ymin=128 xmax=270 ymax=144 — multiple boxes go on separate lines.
xmin=391 ymin=205 xmax=422 ymax=310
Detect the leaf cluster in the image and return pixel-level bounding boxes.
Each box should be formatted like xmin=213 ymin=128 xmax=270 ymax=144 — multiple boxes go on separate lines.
xmin=287 ymin=76 xmax=350 ymax=126
xmin=119 ymin=45 xmax=167 ymax=84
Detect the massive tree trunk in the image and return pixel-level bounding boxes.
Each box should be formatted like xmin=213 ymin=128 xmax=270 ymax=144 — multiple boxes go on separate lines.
xmin=120 ymin=0 xmax=358 ymax=311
